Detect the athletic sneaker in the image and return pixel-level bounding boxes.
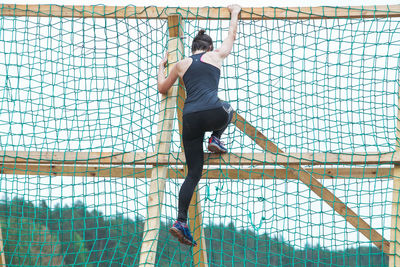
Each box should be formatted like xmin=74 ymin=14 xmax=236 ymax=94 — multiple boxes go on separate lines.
xmin=208 ymin=136 xmax=228 ymax=153
xmin=169 ymin=221 xmax=197 ymax=246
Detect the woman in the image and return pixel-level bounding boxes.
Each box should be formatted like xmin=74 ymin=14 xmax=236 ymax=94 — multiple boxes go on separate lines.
xmin=158 ymin=4 xmax=241 ymax=246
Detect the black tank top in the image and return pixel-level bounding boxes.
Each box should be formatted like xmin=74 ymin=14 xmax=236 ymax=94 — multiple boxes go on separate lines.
xmin=182 ymin=52 xmax=222 ymax=115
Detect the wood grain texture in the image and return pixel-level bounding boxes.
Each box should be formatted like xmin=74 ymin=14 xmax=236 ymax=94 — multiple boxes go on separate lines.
xmin=0 ymin=151 xmax=395 ymax=166
xmin=0 ymin=164 xmax=391 ymax=180
xmin=138 ymin=15 xmax=184 ymax=266
xmin=389 ymin=89 xmax=400 ymax=265
xmin=1 ymin=5 xmax=400 ymax=20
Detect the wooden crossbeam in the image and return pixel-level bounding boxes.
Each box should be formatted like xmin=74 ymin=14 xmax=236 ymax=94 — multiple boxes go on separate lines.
xmin=233 ymin=111 xmax=390 ymax=254
xmin=1 ymin=4 xmax=400 ymax=20
xmin=0 ymin=164 xmax=392 ymax=180
xmin=0 ymin=151 xmax=395 ymax=166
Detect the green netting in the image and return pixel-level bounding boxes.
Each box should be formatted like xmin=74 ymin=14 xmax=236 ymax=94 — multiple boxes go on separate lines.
xmin=0 ymin=5 xmax=398 ymax=266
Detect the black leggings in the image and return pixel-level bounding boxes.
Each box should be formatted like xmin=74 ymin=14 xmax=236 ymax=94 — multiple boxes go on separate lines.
xmin=177 ymin=102 xmax=233 ymax=222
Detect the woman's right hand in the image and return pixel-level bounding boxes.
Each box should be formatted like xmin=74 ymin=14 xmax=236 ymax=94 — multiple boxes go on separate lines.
xmin=228 ymin=4 xmax=241 ymax=14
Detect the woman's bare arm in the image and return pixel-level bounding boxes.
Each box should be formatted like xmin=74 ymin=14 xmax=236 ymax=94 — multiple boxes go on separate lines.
xmin=214 ymin=5 xmax=241 ymax=59
xmin=158 ymin=54 xmax=179 ymax=94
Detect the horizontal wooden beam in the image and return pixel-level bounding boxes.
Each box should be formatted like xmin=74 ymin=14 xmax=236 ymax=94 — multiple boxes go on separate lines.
xmin=1 ymin=5 xmax=400 ymax=20
xmin=0 ymin=151 xmax=396 ymax=166
xmin=0 ymin=164 xmax=392 ymax=179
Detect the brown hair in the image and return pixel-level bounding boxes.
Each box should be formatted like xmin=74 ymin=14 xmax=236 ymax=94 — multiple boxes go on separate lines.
xmin=191 ymin=30 xmax=213 ymax=53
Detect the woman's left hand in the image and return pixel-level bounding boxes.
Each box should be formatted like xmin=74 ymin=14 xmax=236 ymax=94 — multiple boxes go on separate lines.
xmin=159 ymin=53 xmax=168 ymax=67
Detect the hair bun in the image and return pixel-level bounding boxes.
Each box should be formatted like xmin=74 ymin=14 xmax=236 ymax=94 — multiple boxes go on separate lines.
xmin=192 ymin=29 xmax=213 ymax=53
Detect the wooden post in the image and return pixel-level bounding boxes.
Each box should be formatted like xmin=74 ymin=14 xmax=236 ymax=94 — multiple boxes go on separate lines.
xmin=188 ymin=191 xmax=208 ymax=266
xmin=176 ymin=77 xmax=209 ymax=265
xmin=138 ymin=15 xmax=184 ymax=266
xmin=0 ymin=223 xmax=6 ymax=266
xmin=389 ymin=92 xmax=400 ymax=265
xmin=390 ymin=169 xmax=400 ymax=265
xmin=233 ymin=111 xmax=390 ymax=253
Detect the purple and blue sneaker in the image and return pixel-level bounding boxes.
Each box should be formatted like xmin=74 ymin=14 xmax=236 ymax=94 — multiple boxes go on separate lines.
xmin=208 ymin=136 xmax=227 ymax=153
xmin=169 ymin=221 xmax=197 ymax=246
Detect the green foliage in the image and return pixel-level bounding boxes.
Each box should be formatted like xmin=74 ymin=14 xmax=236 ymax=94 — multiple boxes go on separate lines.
xmin=0 ymin=217 xmax=63 ymax=266
xmin=0 ymin=198 xmax=389 ymax=266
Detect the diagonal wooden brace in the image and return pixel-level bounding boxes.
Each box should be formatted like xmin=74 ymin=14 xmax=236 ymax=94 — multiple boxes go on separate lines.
xmin=233 ymin=111 xmax=390 ymax=254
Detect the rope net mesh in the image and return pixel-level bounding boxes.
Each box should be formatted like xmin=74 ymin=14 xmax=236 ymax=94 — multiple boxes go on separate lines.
xmin=0 ymin=5 xmax=398 ymax=266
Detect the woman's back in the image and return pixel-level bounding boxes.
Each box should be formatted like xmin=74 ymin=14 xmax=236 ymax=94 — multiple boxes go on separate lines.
xmin=182 ymin=52 xmax=222 ymax=115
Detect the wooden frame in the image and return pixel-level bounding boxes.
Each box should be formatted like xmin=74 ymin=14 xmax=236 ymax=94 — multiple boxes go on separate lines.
xmin=390 ymin=170 xmax=400 ymax=266
xmin=0 ymin=223 xmax=5 ymax=267
xmin=234 ymin=112 xmax=390 ymax=253
xmin=0 ymin=165 xmax=392 ymax=179
xmin=138 ymin=14 xmax=185 ymax=266
xmin=0 ymin=4 xmax=397 ymax=266
xmin=0 ymin=151 xmax=396 ymax=166
xmin=1 ymin=4 xmax=400 ymax=20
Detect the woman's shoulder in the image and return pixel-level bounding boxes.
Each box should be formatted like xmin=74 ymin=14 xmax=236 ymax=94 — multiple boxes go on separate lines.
xmin=180 ymin=57 xmax=193 ymax=64
xmin=201 ymin=52 xmax=222 ymax=69
xmin=176 ymin=57 xmax=193 ymax=77
xmin=178 ymin=57 xmax=193 ymax=69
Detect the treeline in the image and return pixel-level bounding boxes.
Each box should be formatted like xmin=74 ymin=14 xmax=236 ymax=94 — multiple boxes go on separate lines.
xmin=0 ymin=198 xmax=388 ymax=266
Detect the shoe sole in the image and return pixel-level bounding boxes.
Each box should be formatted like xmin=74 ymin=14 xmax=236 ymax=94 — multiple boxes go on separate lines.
xmin=169 ymin=227 xmax=197 ymax=246
xmin=208 ymin=143 xmax=227 ymax=154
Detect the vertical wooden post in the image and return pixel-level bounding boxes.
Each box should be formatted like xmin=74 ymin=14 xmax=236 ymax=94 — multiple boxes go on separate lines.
xmin=0 ymin=223 xmax=6 ymax=266
xmin=389 ymin=93 xmax=400 ymax=265
xmin=390 ymin=172 xmax=400 ymax=265
xmin=138 ymin=14 xmax=184 ymax=266
xmin=188 ymin=190 xmax=209 ymax=266
xmin=176 ymin=81 xmax=209 ymax=265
